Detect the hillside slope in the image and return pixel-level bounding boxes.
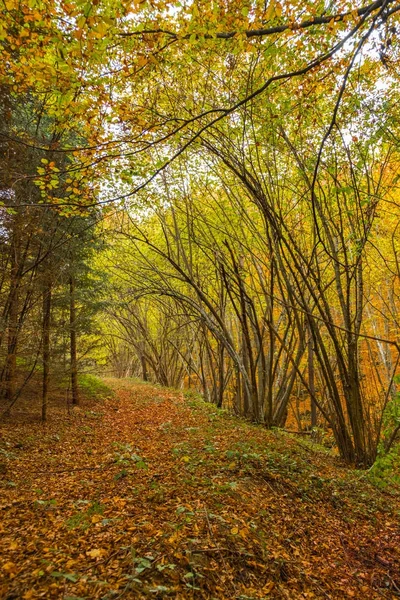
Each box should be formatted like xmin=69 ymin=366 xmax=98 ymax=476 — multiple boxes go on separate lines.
xmin=0 ymin=380 xmax=399 ymax=599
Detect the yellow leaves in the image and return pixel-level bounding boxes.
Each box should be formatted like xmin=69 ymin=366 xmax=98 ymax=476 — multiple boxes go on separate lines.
xmin=92 ymin=21 xmax=109 ymax=38
xmin=272 ymin=549 xmax=290 ymax=560
xmin=77 ymin=16 xmax=87 ymax=29
xmin=65 ymin=559 xmax=76 ymax=569
xmin=263 ymin=1 xmax=282 ymax=21
xmin=22 ymin=591 xmax=35 ymax=600
xmin=24 ymin=11 xmax=41 ymax=22
xmin=3 ymin=561 xmax=17 ymax=576
xmin=327 ymin=18 xmax=338 ymax=35
xmin=191 ymin=3 xmax=200 ymax=19
xmin=91 ymin=514 xmax=102 ymax=524
xmin=181 ymin=455 xmax=190 ymax=462
xmin=264 ymin=1 xmax=275 ymax=21
xmin=245 ymin=42 xmax=257 ymax=54
xmin=137 ymin=55 xmax=148 ymax=68
xmin=112 ymin=496 xmax=126 ymax=508
xmin=360 ymin=585 xmax=370 ymax=593
xmin=73 ymin=28 xmax=84 ymax=41
xmin=263 ymin=582 xmax=275 ymax=594
xmin=87 ymin=548 xmax=105 ymax=559
xmin=9 ymin=540 xmax=18 ymax=550
xmin=327 ymin=16 xmax=343 ymax=35
xmin=31 ymin=567 xmax=45 ymax=578
xmin=230 ymin=524 xmax=248 ymax=537
xmin=342 ymin=9 xmax=360 ymax=26
xmin=168 ymin=531 xmax=180 ymax=544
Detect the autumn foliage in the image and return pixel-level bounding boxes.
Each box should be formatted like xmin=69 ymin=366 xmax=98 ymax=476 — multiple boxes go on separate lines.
xmin=1 ymin=1 xmax=400 ymax=597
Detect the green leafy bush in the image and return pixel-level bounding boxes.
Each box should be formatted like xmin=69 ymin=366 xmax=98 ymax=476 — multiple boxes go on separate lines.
xmin=369 ymin=384 xmax=400 ymax=489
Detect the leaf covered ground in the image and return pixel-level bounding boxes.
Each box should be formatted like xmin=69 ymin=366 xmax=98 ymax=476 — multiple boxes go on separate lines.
xmin=0 ymin=379 xmax=399 ymax=600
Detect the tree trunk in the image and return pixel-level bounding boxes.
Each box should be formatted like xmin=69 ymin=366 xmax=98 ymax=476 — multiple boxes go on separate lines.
xmin=69 ymin=274 xmax=79 ymax=406
xmin=141 ymin=354 xmax=148 ymax=381
xmin=217 ymin=342 xmax=224 ymax=408
xmin=308 ymin=329 xmax=317 ymax=428
xmin=4 ymin=238 xmax=19 ymax=403
xmin=42 ymin=277 xmax=52 ymax=422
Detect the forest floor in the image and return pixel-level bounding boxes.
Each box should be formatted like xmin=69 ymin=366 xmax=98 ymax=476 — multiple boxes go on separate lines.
xmin=0 ymin=379 xmax=399 ymax=600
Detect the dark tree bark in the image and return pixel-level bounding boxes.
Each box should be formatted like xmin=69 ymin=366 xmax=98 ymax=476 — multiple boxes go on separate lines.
xmin=69 ymin=273 xmax=79 ymax=406
xmin=3 ymin=228 xmax=20 ymax=403
xmin=42 ymin=276 xmax=52 ymax=422
xmin=308 ymin=326 xmax=317 ymax=428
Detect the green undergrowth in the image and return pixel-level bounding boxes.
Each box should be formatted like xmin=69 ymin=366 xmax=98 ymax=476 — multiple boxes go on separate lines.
xmin=78 ymin=374 xmax=114 ymax=400
xmin=127 ymin=376 xmax=162 ymax=387
xmin=181 ymin=391 xmax=400 ymax=509
xmin=368 ymin=443 xmax=400 ymax=490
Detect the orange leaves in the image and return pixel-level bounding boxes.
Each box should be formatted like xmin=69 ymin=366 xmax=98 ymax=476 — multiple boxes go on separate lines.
xmin=2 ymin=561 xmax=18 ymax=577
xmin=73 ymin=28 xmax=84 ymax=41
xmin=136 ymin=55 xmax=148 ymax=68
xmin=1 ymin=380 xmax=399 ymax=599
xmin=9 ymin=540 xmax=19 ymax=551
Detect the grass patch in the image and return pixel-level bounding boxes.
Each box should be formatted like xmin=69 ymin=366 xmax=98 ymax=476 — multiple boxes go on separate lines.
xmin=78 ymin=374 xmax=114 ymax=400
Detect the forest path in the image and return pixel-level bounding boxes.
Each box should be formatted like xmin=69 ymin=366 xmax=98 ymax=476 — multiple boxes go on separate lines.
xmin=0 ymin=379 xmax=399 ymax=600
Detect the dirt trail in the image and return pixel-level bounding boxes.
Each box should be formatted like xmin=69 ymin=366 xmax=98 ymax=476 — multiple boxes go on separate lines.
xmin=0 ymin=380 xmax=399 ymax=599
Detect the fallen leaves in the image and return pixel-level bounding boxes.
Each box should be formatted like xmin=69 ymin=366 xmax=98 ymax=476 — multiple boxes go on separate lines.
xmin=3 ymin=562 xmax=17 ymax=576
xmin=86 ymin=549 xmax=105 ymax=559
xmin=0 ymin=380 xmax=399 ymax=599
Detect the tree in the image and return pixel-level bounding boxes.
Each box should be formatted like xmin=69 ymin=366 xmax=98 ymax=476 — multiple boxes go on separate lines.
xmin=0 ymin=90 xmax=105 ymax=419
xmin=1 ymin=0 xmax=400 ymax=465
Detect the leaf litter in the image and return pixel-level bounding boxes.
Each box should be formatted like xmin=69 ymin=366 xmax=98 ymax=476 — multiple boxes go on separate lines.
xmin=0 ymin=379 xmax=399 ymax=599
